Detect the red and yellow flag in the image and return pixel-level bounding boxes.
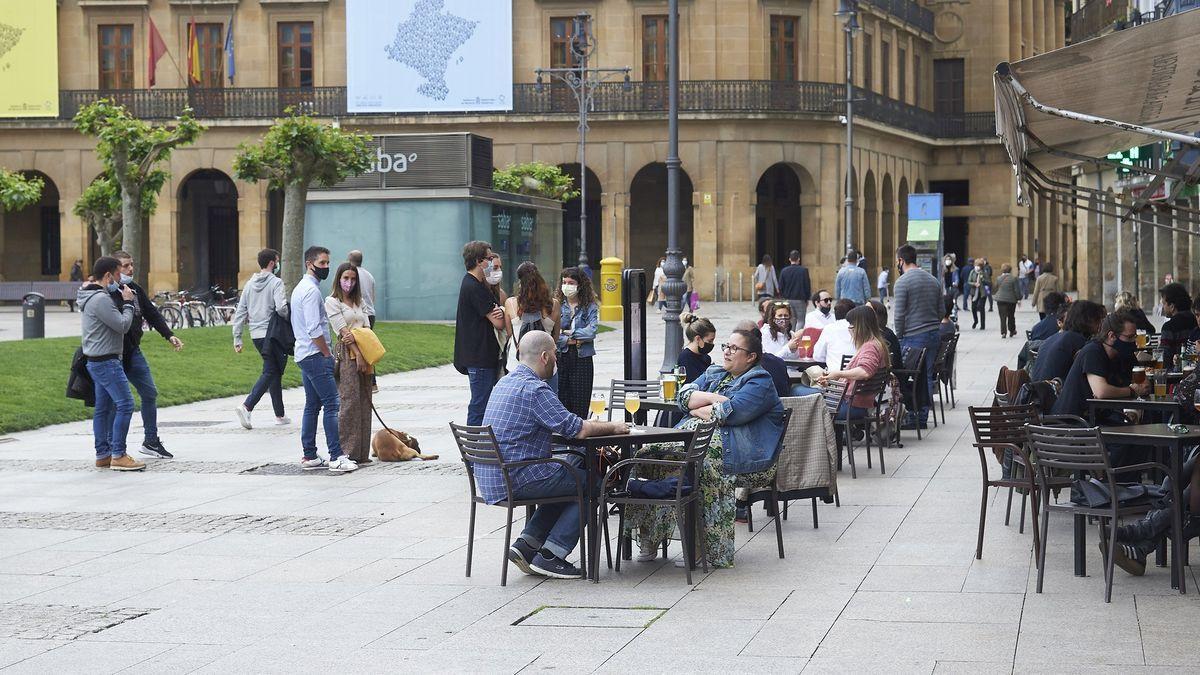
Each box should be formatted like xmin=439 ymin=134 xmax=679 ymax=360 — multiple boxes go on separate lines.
xmin=187 ymin=17 xmax=201 ymax=85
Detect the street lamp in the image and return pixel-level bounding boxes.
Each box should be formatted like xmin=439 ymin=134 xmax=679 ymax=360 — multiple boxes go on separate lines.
xmin=535 ymin=12 xmax=632 ymax=273
xmin=836 ymin=0 xmax=861 ymax=256
xmin=659 ymin=0 xmax=686 ymax=374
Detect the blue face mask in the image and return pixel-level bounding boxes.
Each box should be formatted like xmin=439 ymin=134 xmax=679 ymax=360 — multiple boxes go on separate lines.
xmin=119 ymin=274 xmax=133 ymax=285
xmin=106 ymin=282 xmax=119 ymax=293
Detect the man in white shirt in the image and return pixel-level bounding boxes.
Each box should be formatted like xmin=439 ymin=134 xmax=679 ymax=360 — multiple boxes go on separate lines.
xmin=812 ymin=299 xmax=857 ymax=371
xmin=290 ymin=245 xmax=357 ymax=473
xmin=805 ymin=289 xmax=836 ymax=329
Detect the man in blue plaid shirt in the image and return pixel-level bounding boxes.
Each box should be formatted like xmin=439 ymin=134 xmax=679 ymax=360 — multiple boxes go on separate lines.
xmin=480 ymin=331 xmax=628 ymax=579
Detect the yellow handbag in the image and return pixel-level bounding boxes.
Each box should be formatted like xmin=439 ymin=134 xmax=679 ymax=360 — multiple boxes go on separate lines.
xmin=350 ymin=326 xmax=386 ymax=365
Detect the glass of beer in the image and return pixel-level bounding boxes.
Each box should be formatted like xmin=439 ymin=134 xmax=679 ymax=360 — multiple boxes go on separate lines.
xmin=624 ymin=394 xmax=641 ymax=421
xmin=800 ymin=334 xmax=813 ymax=356
xmin=1153 ymin=349 xmax=1165 ymax=370
xmin=1131 ymin=367 xmax=1147 ymax=385
xmin=661 ymin=375 xmax=677 ymax=401
xmin=589 ymin=393 xmax=607 ymax=419
xmin=1154 ymin=379 xmax=1168 ymax=398
xmin=1136 ymin=330 xmax=1148 ymax=349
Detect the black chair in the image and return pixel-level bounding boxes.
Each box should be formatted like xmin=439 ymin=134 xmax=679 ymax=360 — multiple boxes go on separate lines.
xmin=451 ymin=422 xmax=588 ymax=587
xmin=932 ymin=334 xmax=959 ymax=421
xmin=1025 ymin=423 xmax=1179 ymax=603
xmin=830 ymin=370 xmax=890 ymax=477
xmin=601 ymin=420 xmax=718 ymax=584
xmin=608 ymin=379 xmax=661 ymax=422
xmin=741 ymin=408 xmax=795 ymax=558
xmin=892 ymin=346 xmax=931 ymax=441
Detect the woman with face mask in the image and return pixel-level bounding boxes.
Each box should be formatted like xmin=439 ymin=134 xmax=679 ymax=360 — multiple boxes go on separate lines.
xmin=486 ymin=255 xmax=511 ymax=376
xmin=554 ymin=267 xmax=599 ymax=418
xmin=325 ymin=262 xmax=373 ymax=464
xmin=759 ymin=302 xmax=794 ymax=356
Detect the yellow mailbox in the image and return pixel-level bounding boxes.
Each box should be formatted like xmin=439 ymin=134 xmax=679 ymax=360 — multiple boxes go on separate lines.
xmin=599 ymin=257 xmax=624 ymax=322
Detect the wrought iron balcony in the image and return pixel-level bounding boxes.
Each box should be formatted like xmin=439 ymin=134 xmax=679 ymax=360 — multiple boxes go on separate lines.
xmin=47 ymin=81 xmax=994 ymax=140
xmin=860 ymin=0 xmax=936 ymax=35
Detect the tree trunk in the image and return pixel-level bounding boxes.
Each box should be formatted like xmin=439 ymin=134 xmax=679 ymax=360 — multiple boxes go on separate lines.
xmin=120 ymin=186 xmax=143 ymax=281
xmin=282 ymin=180 xmax=309 ymax=292
xmin=90 ymin=216 xmax=120 ymax=257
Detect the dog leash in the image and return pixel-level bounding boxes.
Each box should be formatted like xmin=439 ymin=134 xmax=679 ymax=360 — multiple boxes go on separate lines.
xmin=370 ymin=403 xmax=395 ymax=436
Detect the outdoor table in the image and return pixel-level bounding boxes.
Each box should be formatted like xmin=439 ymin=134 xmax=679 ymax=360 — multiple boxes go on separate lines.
xmin=1095 ymin=423 xmax=1196 ymax=592
xmin=554 ymin=425 xmax=697 ymax=582
xmin=1087 ymin=396 xmax=1183 ymax=425
xmin=605 ymin=397 xmax=677 ymax=414
xmin=784 ymin=358 xmax=827 ymax=370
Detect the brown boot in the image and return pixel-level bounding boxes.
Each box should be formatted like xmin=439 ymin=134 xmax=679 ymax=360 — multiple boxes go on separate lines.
xmin=95 ymin=456 xmax=111 ymax=468
xmin=109 ymin=454 xmax=146 ymax=472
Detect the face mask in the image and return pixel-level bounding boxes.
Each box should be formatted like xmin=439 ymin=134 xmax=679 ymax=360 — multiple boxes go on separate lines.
xmin=682 ymin=258 xmax=688 ymax=267
xmin=119 ymin=273 xmax=133 ymax=285
xmin=561 ymin=284 xmax=578 ymax=298
xmin=945 ymin=260 xmax=952 ymax=267
xmin=272 ymin=264 xmax=280 ymax=277
xmin=820 ymin=305 xmax=831 ymax=315
xmin=484 ymin=259 xmax=495 ymax=275
xmin=1110 ymin=338 xmax=1135 ymax=360
xmin=773 ymin=318 xmax=790 ymax=330
xmin=340 ymin=279 xmax=355 ymax=293
xmin=106 ymin=281 xmax=119 ymax=293
xmin=699 ymin=341 xmax=715 ymax=355
xmin=486 ymin=269 xmax=503 ymax=285
xmin=312 ymin=265 xmax=330 ymax=281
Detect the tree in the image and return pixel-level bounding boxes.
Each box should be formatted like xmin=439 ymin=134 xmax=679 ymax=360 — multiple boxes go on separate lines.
xmin=492 ymin=163 xmax=578 ymax=202
xmin=0 ymin=168 xmax=43 ymax=212
xmin=234 ymin=110 xmax=373 ymax=290
xmin=73 ymin=171 xmax=163 ymax=256
xmin=73 ymin=99 xmax=204 ymax=277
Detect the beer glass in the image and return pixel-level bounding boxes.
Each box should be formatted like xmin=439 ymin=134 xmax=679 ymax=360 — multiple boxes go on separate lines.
xmin=800 ymin=334 xmax=813 ymax=356
xmin=624 ymin=394 xmax=641 ymax=416
xmin=589 ymin=393 xmax=607 ymax=419
xmin=1131 ymin=367 xmax=1146 ymax=385
xmin=1136 ymin=330 xmax=1148 ymax=349
xmin=661 ymin=375 xmax=677 ymax=401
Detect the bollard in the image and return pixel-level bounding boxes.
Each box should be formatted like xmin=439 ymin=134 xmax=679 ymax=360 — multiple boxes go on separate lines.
xmin=22 ymin=292 xmax=45 ymax=339
xmin=726 ymin=272 xmax=732 ymax=302
xmin=738 ymin=272 xmax=744 ymax=302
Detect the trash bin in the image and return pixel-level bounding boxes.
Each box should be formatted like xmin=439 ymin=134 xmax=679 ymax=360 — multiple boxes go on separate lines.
xmin=22 ymin=292 xmax=45 ymax=339
xmin=599 ymin=257 xmax=624 ymax=322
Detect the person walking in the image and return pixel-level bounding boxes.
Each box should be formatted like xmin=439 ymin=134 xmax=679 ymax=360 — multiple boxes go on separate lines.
xmin=753 ymin=254 xmax=780 ymax=301
xmin=651 ymin=257 xmax=667 ymax=310
xmin=960 ymin=257 xmax=973 ymax=311
xmin=1018 ymin=255 xmax=1033 ymax=298
xmin=1031 ymin=261 xmax=1060 ymax=319
xmin=291 ymin=245 xmax=357 ymax=473
xmin=993 ymin=263 xmax=1021 ymax=338
xmin=876 ymin=267 xmax=890 ymax=303
xmin=834 ymin=250 xmax=871 ymax=305
xmin=893 ymin=244 xmax=944 ymax=430
xmin=942 ymin=255 xmax=960 ymax=302
xmin=778 ymin=250 xmax=811 ymax=327
xmin=78 ymin=256 xmax=144 ymax=471
xmin=111 ymin=250 xmax=183 ymax=460
xmin=967 ymin=258 xmax=989 ymax=330
xmin=555 ymin=267 xmax=598 ymax=419
xmin=455 ymin=241 xmax=506 ymax=426
xmin=348 ymin=250 xmax=379 ymax=392
xmin=682 ymin=257 xmax=697 ymax=311
xmin=326 ymin=262 xmax=373 ymax=464
xmin=982 ymin=257 xmax=995 ymax=311
xmin=233 ymin=248 xmax=290 ymax=429
xmin=69 ymin=258 xmax=83 ymax=282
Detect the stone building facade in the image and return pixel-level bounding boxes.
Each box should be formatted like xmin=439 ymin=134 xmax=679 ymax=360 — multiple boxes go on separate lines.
xmin=0 ymin=0 xmax=1075 ymax=297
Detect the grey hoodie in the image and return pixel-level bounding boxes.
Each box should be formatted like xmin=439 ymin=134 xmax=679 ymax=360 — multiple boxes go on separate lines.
xmin=78 ymin=284 xmax=135 ymax=358
xmin=232 ymin=271 xmax=289 ymax=348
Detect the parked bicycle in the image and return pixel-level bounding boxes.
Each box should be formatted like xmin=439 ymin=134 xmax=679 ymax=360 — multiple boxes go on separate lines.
xmin=152 ymin=291 xmax=185 ymax=331
xmin=206 ymin=285 xmax=239 ymax=326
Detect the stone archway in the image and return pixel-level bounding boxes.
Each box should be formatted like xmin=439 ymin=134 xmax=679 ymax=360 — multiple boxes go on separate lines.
xmin=754 ymin=163 xmax=803 ymax=266
xmin=177 ymin=169 xmax=239 ymax=291
xmin=0 ymin=171 xmax=61 ymax=280
xmin=557 ymin=163 xmax=603 ymax=268
xmin=862 ymin=171 xmax=877 ymax=267
xmin=628 ymin=162 xmax=694 ymax=274
xmin=880 ymin=174 xmax=895 ymax=277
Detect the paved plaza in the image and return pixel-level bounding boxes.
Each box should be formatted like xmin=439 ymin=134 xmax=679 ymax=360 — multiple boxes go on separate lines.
xmin=1 ymin=301 xmax=1198 ymax=673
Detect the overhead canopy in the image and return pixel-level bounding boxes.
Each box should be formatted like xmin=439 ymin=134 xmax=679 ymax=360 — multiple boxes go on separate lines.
xmin=994 ymin=9 xmax=1200 ymax=209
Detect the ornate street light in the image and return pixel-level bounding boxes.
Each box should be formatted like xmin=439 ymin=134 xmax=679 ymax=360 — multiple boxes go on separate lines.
xmin=836 ymin=0 xmax=862 ymax=256
xmin=659 ymin=0 xmax=686 ymax=374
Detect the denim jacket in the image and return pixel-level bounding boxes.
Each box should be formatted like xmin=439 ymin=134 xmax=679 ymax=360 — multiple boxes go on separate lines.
xmin=557 ymin=301 xmax=599 ymax=358
xmin=677 ymin=364 xmax=784 ymax=474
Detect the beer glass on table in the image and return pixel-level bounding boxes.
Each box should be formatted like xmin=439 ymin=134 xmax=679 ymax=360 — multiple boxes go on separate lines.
xmin=1136 ymin=330 xmax=1148 ymax=349
xmin=661 ymin=375 xmax=677 ymax=401
xmin=1132 ymin=367 xmax=1146 ymax=399
xmin=800 ymin=334 xmax=813 ymax=357
xmin=1154 ymin=373 xmax=1168 ymax=398
xmin=624 ymin=394 xmax=641 ymax=417
xmin=589 ymin=393 xmax=607 ymax=420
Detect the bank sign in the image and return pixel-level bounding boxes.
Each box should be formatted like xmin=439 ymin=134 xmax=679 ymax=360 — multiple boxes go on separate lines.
xmin=331 ymin=133 xmax=492 ymax=190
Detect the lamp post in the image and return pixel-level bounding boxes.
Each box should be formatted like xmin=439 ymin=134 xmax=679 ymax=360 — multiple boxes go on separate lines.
xmin=836 ymin=0 xmax=861 ymax=257
xmin=536 ymin=12 xmax=631 ymax=273
xmin=659 ymin=0 xmax=686 ymax=374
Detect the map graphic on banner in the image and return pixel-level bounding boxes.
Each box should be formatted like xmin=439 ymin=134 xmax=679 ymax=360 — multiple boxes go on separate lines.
xmin=0 ymin=0 xmax=59 ymax=118
xmin=347 ymin=0 xmax=513 ymax=113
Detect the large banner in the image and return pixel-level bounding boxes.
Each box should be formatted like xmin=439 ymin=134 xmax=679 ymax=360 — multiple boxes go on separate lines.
xmin=346 ymin=0 xmax=513 ymax=114
xmin=0 ymin=0 xmax=58 ymax=118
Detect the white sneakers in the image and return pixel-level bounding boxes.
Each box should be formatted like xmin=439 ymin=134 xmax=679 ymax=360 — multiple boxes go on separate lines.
xmin=236 ymin=405 xmax=252 ymax=430
xmin=327 ymin=456 xmax=358 ymax=473
xmin=275 ymin=416 xmax=292 ymax=425
xmin=300 ymin=456 xmax=327 ymax=470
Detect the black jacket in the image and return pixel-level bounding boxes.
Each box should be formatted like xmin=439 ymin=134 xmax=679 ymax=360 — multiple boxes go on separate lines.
xmin=779 ymin=264 xmax=811 ymax=303
xmin=109 ymin=281 xmax=174 ymax=356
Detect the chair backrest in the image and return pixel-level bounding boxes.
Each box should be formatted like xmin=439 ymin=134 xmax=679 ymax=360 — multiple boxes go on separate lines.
xmin=968 ymin=405 xmax=1038 ymax=449
xmin=608 ymin=379 xmax=661 ymax=420
xmin=1025 ymin=423 xmax=1111 ymax=475
xmin=1148 ymin=333 xmax=1161 ymax=349
xmin=840 ymin=353 xmax=853 ymax=369
xmin=771 ymin=407 xmax=795 ymax=462
xmin=684 ymin=419 xmax=720 ymax=461
xmin=852 ymin=369 xmax=890 ymax=405
xmin=995 ymin=365 xmax=1031 ymax=406
xmin=822 ymin=379 xmax=848 ymax=414
xmin=450 ymin=422 xmax=504 ymax=500
xmin=933 ymin=333 xmax=956 ymax=375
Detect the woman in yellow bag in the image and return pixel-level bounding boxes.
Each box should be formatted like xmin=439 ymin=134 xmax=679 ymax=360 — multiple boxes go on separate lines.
xmin=326 ymin=262 xmax=374 ymax=464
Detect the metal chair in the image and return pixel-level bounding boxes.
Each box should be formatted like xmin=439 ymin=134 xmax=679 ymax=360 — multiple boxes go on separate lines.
xmin=892 ymin=346 xmax=931 ymax=440
xmin=601 ymin=420 xmax=718 ymax=584
xmin=829 ymin=370 xmax=891 ymax=478
xmin=1025 ymin=423 xmax=1179 ymax=603
xmin=608 ymin=379 xmax=661 ymax=421
xmin=451 ymin=422 xmax=588 ymax=587
xmin=932 ymin=333 xmax=959 ymax=420
xmin=741 ymin=408 xmax=795 ymax=558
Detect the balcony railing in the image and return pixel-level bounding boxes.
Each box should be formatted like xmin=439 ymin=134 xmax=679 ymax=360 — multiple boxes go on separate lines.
xmin=1069 ymin=0 xmax=1130 ymax=42
xmin=45 ymin=82 xmax=995 ymax=139
xmin=860 ymin=0 xmax=936 ymax=35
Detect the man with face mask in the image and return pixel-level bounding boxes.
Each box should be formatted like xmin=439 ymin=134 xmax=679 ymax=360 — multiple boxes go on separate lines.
xmin=78 ymin=256 xmax=143 ymax=471
xmin=479 ymin=331 xmax=629 ymax=579
xmin=233 ymin=248 xmax=290 ymax=429
xmin=290 ymin=245 xmax=356 ymax=472
xmin=805 ymin=290 xmax=835 ymax=329
xmin=1051 ymin=311 xmax=1148 ymax=428
xmin=110 ymin=251 xmax=184 ymax=460
xmin=893 ymin=245 xmax=944 ymax=429
xmin=455 ymin=240 xmax=507 ymax=425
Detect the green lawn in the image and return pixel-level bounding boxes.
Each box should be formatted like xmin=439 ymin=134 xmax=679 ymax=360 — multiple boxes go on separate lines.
xmin=0 ymin=322 xmax=455 ymax=435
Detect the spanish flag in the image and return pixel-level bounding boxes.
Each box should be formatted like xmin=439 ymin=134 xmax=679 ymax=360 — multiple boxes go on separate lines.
xmin=187 ymin=17 xmax=201 ymax=85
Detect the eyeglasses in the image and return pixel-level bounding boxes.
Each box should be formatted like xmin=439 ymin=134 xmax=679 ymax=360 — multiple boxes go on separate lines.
xmin=818 ymin=298 xmax=833 ymax=304
xmin=721 ymin=343 xmax=750 ymax=355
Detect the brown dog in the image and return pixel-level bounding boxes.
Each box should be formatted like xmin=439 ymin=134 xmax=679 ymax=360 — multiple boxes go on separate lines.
xmin=371 ymin=428 xmax=439 ymax=462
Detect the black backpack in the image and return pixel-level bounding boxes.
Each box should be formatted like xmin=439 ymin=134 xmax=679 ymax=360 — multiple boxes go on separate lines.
xmin=515 ymin=311 xmax=548 ymax=357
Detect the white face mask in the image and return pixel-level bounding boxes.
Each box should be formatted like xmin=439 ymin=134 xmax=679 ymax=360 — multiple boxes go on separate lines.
xmin=486 ymin=269 xmax=503 ymax=285
xmin=682 ymin=258 xmax=688 ymax=267
xmin=561 ymin=283 xmax=578 ymax=298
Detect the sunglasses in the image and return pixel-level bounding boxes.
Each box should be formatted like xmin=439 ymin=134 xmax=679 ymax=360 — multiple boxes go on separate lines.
xmin=818 ymin=298 xmax=833 ymax=304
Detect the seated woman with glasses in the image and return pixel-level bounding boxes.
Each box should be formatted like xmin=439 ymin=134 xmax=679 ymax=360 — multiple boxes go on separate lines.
xmin=791 ymin=306 xmax=890 ymax=420
xmin=623 ymin=328 xmax=784 ymax=569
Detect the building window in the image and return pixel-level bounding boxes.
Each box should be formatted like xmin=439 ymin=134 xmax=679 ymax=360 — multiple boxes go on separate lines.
xmin=897 ymin=46 xmax=907 ymax=103
xmin=769 ymin=15 xmax=799 ymax=81
xmin=98 ymin=24 xmax=134 ymax=90
xmin=549 ymin=17 xmax=580 ymax=69
xmin=862 ymin=33 xmax=873 ymax=91
xmin=913 ymin=53 xmax=922 ymax=107
xmin=934 ymin=58 xmax=965 ymax=114
xmin=880 ymin=39 xmax=891 ymax=98
xmin=643 ymin=15 xmax=669 ymax=81
xmin=929 ymin=180 xmax=969 ymax=206
xmin=278 ymin=21 xmax=313 ymax=88
xmin=192 ymin=23 xmax=224 ymax=88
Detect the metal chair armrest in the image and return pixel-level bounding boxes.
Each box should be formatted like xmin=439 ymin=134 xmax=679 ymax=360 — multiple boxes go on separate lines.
xmin=502 ymin=456 xmax=585 ymax=491
xmin=600 ymin=457 xmax=690 ymax=487
xmin=1040 ymin=414 xmax=1089 ymax=427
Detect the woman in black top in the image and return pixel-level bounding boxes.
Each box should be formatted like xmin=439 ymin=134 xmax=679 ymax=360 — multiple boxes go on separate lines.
xmin=678 ymin=313 xmax=717 ymax=384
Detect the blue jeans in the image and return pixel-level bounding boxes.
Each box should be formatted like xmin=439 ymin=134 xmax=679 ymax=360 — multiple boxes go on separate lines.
xmin=298 ymin=354 xmax=341 ymax=460
xmin=514 ymin=454 xmax=587 ymax=560
xmin=836 ymin=401 xmax=868 ymax=420
xmin=790 ymin=384 xmax=822 ymax=397
xmin=87 ymin=358 xmax=135 ymax=459
xmin=245 ymin=338 xmax=287 ymax=418
xmin=124 ymin=349 xmax=158 ymax=444
xmin=466 ymin=367 xmax=497 ymax=426
xmin=899 ymin=329 xmax=941 ymax=424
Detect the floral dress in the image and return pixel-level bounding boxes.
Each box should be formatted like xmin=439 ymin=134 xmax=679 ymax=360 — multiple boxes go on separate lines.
xmin=622 ymin=373 xmax=777 ymax=568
